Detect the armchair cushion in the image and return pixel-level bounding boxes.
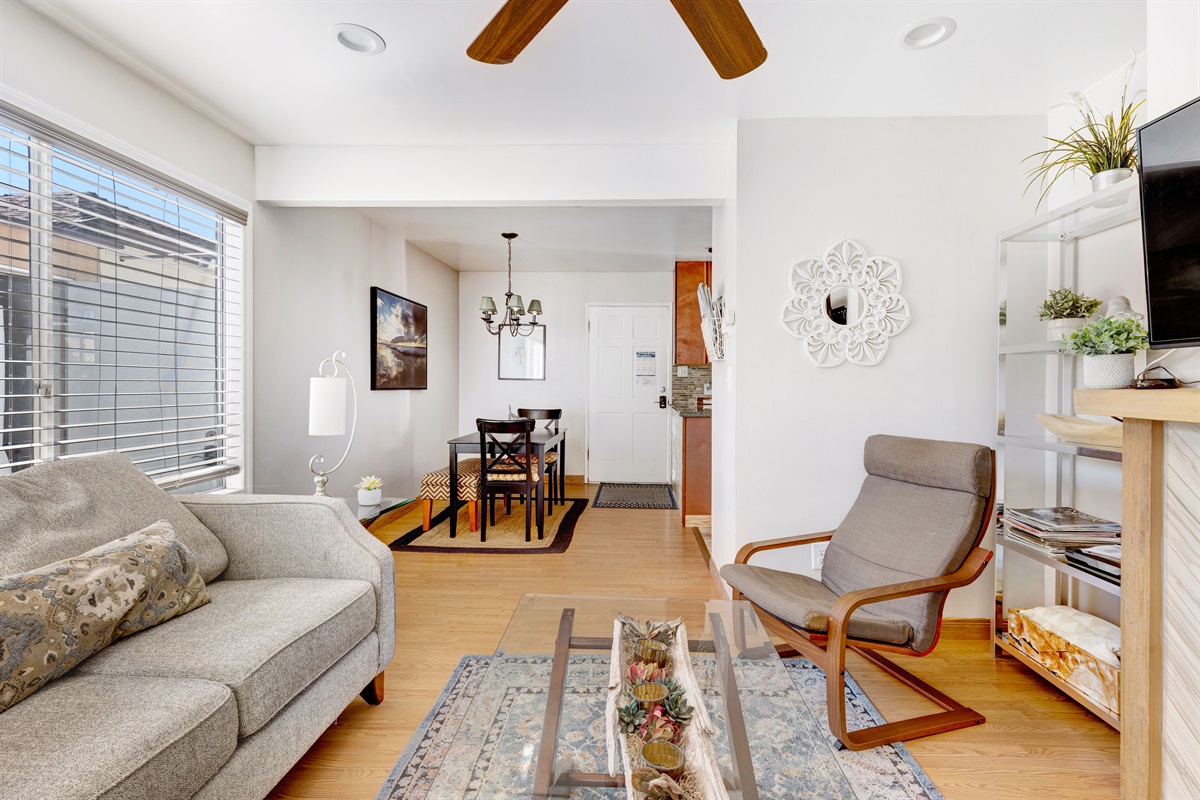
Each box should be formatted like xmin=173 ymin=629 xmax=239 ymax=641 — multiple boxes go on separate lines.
xmin=75 ymin=577 xmax=375 ymax=736
xmin=720 ymin=563 xmax=913 ymax=646
xmin=823 ymin=438 xmax=991 ymax=652
xmin=0 ymin=674 xmax=237 ymax=800
xmin=178 ymin=495 xmax=396 ymax=674
xmin=0 ymin=452 xmax=228 ymax=582
xmin=863 ymin=434 xmax=992 ymax=497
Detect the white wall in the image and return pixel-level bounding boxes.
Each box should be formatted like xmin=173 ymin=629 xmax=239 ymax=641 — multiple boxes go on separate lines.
xmin=1148 ymin=0 xmax=1200 ymax=385
xmin=0 ymin=0 xmax=253 ymax=203
xmin=253 ymin=206 xmax=459 ymax=497
xmin=457 ymin=271 xmax=673 ymax=476
xmin=257 ymin=144 xmax=729 ymax=207
xmin=727 ymin=116 xmax=1042 ymax=618
xmin=1149 ymin=0 xmax=1200 ymax=118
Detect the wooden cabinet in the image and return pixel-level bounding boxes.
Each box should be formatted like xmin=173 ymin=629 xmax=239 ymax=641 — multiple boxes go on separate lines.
xmin=671 ymin=409 xmax=711 ymax=526
xmin=674 ymin=261 xmax=712 ymax=365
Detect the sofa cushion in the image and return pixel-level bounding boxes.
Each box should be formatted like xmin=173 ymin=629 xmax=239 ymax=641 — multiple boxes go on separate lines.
xmin=720 ymin=563 xmax=915 ymax=646
xmin=0 ymin=673 xmax=236 ymax=800
xmin=0 ymin=452 xmax=228 ymax=582
xmin=76 ymin=577 xmax=375 ymax=736
xmin=0 ymin=521 xmax=210 ymax=712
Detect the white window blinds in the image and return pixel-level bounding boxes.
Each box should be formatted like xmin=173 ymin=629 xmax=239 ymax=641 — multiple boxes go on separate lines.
xmin=0 ymin=108 xmax=245 ymax=491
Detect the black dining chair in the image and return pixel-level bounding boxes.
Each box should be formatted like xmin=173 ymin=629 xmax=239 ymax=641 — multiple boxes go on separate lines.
xmin=517 ymin=408 xmax=564 ymax=508
xmin=477 ymin=417 xmax=540 ymax=542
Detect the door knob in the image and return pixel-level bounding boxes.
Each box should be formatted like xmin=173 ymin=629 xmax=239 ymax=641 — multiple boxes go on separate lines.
xmin=658 ymin=395 xmax=668 ymax=409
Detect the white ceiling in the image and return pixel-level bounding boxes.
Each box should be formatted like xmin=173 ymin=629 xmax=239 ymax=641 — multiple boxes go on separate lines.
xmin=24 ymin=0 xmax=1146 ymax=273
xmin=29 ymin=1 xmax=1147 ymax=147
xmin=365 ymin=205 xmax=713 ymax=272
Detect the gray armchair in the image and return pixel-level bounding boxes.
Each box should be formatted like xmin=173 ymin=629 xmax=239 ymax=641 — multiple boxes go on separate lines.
xmin=721 ymin=434 xmax=995 ymax=751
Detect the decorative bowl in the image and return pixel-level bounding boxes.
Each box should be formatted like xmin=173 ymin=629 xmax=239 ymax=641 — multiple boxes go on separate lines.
xmin=1036 ymin=413 xmax=1123 ymax=448
xmin=641 ymin=740 xmax=686 ymax=780
xmin=631 ymin=682 xmax=668 ymax=711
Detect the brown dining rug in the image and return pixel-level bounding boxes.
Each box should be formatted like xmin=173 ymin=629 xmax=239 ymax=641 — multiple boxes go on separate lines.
xmin=389 ymin=497 xmax=587 ymax=554
xmin=592 ymin=482 xmax=677 ymax=509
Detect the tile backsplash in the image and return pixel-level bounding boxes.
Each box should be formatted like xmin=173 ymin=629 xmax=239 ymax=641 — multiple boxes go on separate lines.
xmin=671 ymin=365 xmax=712 ymax=410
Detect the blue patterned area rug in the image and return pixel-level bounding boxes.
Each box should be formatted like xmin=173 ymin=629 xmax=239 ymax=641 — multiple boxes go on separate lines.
xmin=376 ymin=655 xmax=943 ymax=800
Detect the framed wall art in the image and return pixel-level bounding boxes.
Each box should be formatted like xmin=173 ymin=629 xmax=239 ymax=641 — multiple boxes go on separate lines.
xmin=371 ymin=287 xmax=428 ymax=390
xmin=498 ymin=326 xmax=546 ymax=381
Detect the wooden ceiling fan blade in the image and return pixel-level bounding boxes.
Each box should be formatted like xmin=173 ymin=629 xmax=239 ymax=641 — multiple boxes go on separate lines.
xmin=668 ymin=0 xmax=767 ymax=80
xmin=467 ymin=0 xmax=571 ymax=65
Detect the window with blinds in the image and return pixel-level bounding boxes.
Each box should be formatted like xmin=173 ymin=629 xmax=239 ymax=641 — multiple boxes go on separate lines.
xmin=0 ymin=110 xmax=244 ymax=492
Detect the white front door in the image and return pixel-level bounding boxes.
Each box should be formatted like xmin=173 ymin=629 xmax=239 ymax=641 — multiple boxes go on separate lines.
xmin=587 ymin=304 xmax=672 ymax=483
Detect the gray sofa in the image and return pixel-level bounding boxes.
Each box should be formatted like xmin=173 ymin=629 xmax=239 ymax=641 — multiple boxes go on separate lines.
xmin=0 ymin=453 xmax=396 ymax=800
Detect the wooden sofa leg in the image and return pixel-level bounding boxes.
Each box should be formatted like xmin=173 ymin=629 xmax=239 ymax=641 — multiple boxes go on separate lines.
xmin=468 ymin=500 xmax=479 ymax=532
xmin=422 ymin=499 xmax=432 ymax=531
xmin=361 ymin=672 xmax=385 ymax=705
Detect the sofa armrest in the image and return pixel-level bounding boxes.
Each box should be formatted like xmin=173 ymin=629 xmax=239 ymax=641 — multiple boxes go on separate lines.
xmin=181 ymin=494 xmax=395 ymax=673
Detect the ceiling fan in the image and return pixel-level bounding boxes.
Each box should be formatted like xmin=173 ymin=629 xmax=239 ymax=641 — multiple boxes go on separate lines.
xmin=467 ymin=0 xmax=767 ymax=80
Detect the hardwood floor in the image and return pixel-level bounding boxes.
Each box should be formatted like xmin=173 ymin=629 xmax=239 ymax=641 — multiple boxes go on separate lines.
xmin=267 ymin=484 xmax=1120 ymax=800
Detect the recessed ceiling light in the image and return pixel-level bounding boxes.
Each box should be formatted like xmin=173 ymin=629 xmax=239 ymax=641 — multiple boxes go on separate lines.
xmin=334 ymin=23 xmax=386 ymax=55
xmin=896 ymin=16 xmax=957 ymax=51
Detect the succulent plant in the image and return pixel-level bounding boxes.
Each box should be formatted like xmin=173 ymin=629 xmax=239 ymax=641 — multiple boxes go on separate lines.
xmin=625 ymin=661 xmax=666 ymax=686
xmin=619 ymin=614 xmax=681 ymax=644
xmin=659 ymin=677 xmax=684 ymax=698
xmin=639 ymin=705 xmax=681 ymax=744
xmin=618 ymin=699 xmax=647 ymax=735
xmin=355 ymin=475 xmax=384 ymax=490
xmin=1037 ymin=288 xmax=1102 ymax=321
xmin=631 ymin=769 xmax=684 ymax=800
xmin=663 ymin=692 xmax=695 ymax=725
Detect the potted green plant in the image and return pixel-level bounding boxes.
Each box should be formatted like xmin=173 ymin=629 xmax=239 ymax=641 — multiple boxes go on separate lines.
xmin=356 ymin=475 xmax=383 ymax=506
xmin=1038 ymin=288 xmax=1102 ymax=341
xmin=1025 ymin=52 xmax=1144 ymax=209
xmin=1062 ymin=316 xmax=1149 ymax=388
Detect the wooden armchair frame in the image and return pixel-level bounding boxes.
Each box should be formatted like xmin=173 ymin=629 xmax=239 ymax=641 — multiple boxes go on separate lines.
xmin=730 ymin=464 xmax=996 ymax=751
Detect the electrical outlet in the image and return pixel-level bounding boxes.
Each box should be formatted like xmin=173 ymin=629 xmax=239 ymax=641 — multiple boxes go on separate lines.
xmin=676 ymin=365 xmax=688 ymax=377
xmin=811 ymin=542 xmax=828 ymax=570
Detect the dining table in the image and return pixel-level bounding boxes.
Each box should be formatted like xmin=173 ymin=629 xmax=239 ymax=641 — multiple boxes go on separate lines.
xmin=446 ymin=427 xmax=567 ymax=539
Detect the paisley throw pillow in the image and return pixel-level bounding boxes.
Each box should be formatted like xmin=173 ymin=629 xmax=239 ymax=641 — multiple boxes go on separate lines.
xmin=0 ymin=520 xmax=210 ymax=712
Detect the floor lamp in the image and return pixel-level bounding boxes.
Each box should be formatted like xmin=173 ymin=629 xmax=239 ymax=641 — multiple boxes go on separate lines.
xmin=308 ymin=351 xmax=358 ymax=496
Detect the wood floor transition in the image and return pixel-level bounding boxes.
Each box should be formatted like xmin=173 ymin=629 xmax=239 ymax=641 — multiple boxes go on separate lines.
xmin=266 ymin=484 xmax=1120 ymax=800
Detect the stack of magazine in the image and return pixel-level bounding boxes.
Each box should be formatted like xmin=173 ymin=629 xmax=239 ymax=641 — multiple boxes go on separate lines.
xmin=1002 ymin=507 xmax=1121 ymax=554
xmin=1065 ymin=543 xmax=1121 ymax=584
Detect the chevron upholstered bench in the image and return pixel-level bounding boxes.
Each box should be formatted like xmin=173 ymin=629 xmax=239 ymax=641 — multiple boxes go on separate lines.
xmin=418 ymin=459 xmax=482 ymax=533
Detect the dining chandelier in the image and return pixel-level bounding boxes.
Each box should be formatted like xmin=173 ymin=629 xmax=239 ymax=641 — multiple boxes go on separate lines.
xmin=479 ymin=232 xmax=542 ymax=336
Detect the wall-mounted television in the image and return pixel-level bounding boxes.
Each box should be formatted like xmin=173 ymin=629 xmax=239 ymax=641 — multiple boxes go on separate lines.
xmin=1137 ymin=96 xmax=1200 ymax=349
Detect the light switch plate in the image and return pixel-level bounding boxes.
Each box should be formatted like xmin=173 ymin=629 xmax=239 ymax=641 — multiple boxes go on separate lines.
xmin=676 ymin=365 xmax=688 ymax=377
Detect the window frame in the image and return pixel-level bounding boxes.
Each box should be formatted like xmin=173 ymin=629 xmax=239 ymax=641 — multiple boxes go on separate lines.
xmin=0 ymin=102 xmax=249 ymax=493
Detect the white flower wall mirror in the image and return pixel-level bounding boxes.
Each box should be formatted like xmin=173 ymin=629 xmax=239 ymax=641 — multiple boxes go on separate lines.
xmin=780 ymin=239 xmax=911 ymax=367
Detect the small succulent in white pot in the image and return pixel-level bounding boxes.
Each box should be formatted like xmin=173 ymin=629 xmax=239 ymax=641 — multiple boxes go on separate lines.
xmin=1062 ymin=316 xmax=1149 ymax=388
xmin=1038 ymin=288 xmax=1102 ymax=341
xmin=356 ymin=475 xmax=384 ymax=506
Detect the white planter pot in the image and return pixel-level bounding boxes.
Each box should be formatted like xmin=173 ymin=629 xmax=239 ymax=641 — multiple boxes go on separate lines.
xmin=358 ymin=488 xmax=382 ymax=506
xmin=1046 ymin=318 xmax=1087 ymax=342
xmin=1091 ymin=168 xmax=1135 ymax=208
xmin=1082 ymin=353 xmax=1135 ymax=389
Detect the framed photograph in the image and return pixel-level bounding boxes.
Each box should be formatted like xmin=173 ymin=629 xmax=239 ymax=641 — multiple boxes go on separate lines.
xmin=371 ymin=287 xmax=427 ymax=390
xmin=498 ymin=325 xmax=547 ymax=381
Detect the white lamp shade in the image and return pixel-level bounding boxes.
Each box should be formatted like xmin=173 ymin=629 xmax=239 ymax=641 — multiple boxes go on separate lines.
xmin=309 ymin=376 xmax=347 ymax=436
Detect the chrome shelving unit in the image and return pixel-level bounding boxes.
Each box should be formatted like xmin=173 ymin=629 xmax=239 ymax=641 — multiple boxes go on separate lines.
xmin=994 ymin=176 xmax=1138 ymax=731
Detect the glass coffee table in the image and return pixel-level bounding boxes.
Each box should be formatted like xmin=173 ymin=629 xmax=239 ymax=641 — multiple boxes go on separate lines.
xmin=418 ymin=594 xmax=861 ymax=799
